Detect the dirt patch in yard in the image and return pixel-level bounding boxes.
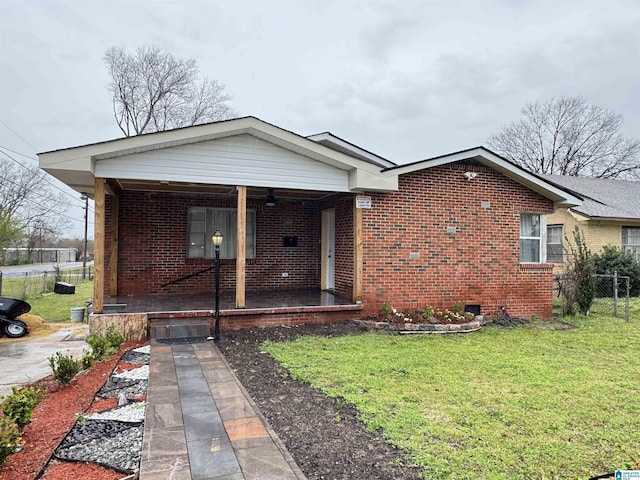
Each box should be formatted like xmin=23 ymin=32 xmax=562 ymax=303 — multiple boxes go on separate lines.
xmin=0 ymin=314 xmax=61 ymax=342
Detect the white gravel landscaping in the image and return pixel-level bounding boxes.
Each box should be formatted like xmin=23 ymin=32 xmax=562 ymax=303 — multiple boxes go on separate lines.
xmin=132 ymin=345 xmax=150 ymax=354
xmin=89 ymin=402 xmax=147 ymax=423
xmin=113 ymin=365 xmax=149 ymax=380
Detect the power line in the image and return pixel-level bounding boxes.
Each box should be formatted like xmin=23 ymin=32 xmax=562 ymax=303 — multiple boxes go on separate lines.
xmin=0 ymin=119 xmax=39 ymax=152
xmin=19 ymin=196 xmax=86 ymax=224
xmin=0 ymin=144 xmax=95 ymax=214
xmin=0 ymin=146 xmax=92 ymax=209
xmin=0 ymin=120 xmax=93 ymax=208
xmin=0 ymin=145 xmax=38 ymax=163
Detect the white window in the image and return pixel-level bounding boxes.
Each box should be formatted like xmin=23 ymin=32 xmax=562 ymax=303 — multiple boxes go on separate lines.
xmin=187 ymin=207 xmax=256 ymax=259
xmin=520 ymin=213 xmax=546 ymax=263
xmin=546 ymin=225 xmax=564 ymax=263
xmin=622 ymin=227 xmax=640 ymax=262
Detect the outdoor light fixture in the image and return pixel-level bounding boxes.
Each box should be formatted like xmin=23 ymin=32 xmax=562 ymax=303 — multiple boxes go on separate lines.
xmin=210 ymin=227 xmax=223 ymax=342
xmin=212 ymin=228 xmax=224 ymax=247
xmin=265 ymin=189 xmax=277 ymax=207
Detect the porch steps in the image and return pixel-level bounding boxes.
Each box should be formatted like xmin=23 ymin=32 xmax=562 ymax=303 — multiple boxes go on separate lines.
xmin=148 ymin=312 xmax=212 ymax=340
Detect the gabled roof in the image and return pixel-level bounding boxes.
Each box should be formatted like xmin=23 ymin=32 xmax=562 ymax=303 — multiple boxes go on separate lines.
xmin=540 ymin=174 xmax=640 ymax=221
xmin=38 ymin=117 xmax=582 ymax=209
xmin=384 ymin=146 xmax=582 ymax=208
xmin=38 ymin=116 xmax=398 ymax=194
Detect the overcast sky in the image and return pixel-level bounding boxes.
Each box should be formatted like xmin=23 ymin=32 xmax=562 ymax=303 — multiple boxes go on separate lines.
xmin=0 ymin=0 xmax=638 ymax=238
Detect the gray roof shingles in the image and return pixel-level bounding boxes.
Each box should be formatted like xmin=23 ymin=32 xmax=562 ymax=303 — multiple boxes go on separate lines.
xmin=540 ymin=174 xmax=640 ymax=221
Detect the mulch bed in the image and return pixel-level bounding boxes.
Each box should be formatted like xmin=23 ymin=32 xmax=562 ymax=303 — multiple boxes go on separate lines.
xmin=0 ymin=340 xmax=145 ymax=480
xmin=218 ymin=321 xmax=423 ymax=480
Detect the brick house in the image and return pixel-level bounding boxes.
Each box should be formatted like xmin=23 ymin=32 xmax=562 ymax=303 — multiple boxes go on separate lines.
xmin=38 ymin=117 xmax=580 ymax=333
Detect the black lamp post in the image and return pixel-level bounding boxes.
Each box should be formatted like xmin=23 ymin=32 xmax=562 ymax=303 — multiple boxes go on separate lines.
xmin=212 ymin=227 xmax=223 ymax=341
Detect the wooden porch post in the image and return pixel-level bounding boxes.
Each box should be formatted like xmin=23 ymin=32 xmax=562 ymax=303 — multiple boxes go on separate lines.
xmin=108 ymin=181 xmax=120 ymax=296
xmin=236 ymin=186 xmax=246 ymax=308
xmin=353 ymin=197 xmax=363 ymax=302
xmin=93 ymin=177 xmax=105 ymax=313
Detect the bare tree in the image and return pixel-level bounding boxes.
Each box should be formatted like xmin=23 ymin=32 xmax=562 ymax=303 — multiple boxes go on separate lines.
xmin=105 ymin=45 xmax=235 ymax=136
xmin=488 ymin=97 xmax=640 ymax=179
xmin=0 ymin=155 xmax=70 ymax=254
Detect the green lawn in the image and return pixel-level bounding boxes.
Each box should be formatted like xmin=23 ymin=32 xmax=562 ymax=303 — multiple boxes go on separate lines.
xmin=25 ymin=281 xmax=93 ymax=322
xmin=263 ymin=310 xmax=640 ymax=479
xmin=1 ymin=266 xmax=92 ymax=300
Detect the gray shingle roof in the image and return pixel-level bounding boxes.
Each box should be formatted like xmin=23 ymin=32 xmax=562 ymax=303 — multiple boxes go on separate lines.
xmin=540 ymin=174 xmax=640 ymax=221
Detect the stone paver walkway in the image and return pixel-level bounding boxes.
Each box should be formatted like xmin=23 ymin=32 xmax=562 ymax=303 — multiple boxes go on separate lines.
xmin=140 ymin=339 xmax=305 ymax=480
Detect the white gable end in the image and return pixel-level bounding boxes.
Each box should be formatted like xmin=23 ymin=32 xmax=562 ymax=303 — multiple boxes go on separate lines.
xmin=94 ymin=134 xmax=350 ymax=192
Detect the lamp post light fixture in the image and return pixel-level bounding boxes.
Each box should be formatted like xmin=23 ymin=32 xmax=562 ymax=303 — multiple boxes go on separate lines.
xmin=211 ymin=228 xmax=223 ymax=342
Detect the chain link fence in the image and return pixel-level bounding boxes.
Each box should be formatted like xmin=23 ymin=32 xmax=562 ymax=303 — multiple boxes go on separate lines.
xmin=0 ymin=266 xmax=93 ymax=299
xmin=554 ymin=272 xmax=631 ymax=321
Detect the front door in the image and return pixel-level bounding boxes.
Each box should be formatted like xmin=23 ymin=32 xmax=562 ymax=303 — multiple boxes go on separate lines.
xmin=321 ymin=209 xmax=335 ymax=291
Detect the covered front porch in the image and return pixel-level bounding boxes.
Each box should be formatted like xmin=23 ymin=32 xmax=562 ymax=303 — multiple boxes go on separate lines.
xmin=94 ymin=183 xmax=364 ymax=313
xmin=96 ymin=288 xmax=362 ymax=339
xmin=104 ymin=287 xmax=357 ymax=313
xmin=39 ymin=117 xmax=398 ymax=333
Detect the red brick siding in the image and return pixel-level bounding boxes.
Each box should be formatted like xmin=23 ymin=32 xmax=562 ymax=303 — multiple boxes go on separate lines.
xmin=104 ymin=161 xmax=555 ymax=319
xmin=361 ymin=163 xmax=554 ymax=318
xmin=219 ymin=309 xmax=357 ymax=330
xmin=104 ymin=195 xmax=113 ymax=293
xmin=106 ymin=191 xmax=320 ymax=296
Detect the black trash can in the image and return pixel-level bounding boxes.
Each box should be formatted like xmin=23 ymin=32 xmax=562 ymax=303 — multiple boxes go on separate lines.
xmin=54 ymin=282 xmax=76 ymax=294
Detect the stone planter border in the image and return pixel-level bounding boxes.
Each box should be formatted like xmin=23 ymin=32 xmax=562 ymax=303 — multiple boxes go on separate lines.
xmin=354 ymin=316 xmax=486 ymax=334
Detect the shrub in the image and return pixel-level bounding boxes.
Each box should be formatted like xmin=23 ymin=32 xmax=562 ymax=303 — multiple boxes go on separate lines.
xmin=562 ymin=227 xmax=595 ymax=315
xmin=592 ymin=245 xmax=640 ymax=297
xmin=105 ymin=325 xmax=125 ymax=350
xmin=1 ymin=386 xmax=45 ymax=431
xmin=0 ymin=416 xmax=20 ymax=468
xmin=86 ymin=334 xmax=112 ymax=360
xmin=48 ymin=352 xmax=81 ymax=385
xmin=452 ymin=301 xmax=464 ymax=315
xmin=80 ymin=349 xmax=95 ymax=370
xmin=86 ymin=325 xmax=125 ymax=361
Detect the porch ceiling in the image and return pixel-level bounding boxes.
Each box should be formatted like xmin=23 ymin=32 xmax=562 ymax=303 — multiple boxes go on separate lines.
xmin=112 ymin=179 xmax=338 ymax=201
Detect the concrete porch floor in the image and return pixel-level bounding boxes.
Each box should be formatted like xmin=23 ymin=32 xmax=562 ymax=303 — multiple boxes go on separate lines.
xmin=104 ymin=288 xmax=355 ymax=313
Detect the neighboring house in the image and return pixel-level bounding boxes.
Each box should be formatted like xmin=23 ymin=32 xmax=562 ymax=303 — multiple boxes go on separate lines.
xmin=542 ymin=175 xmax=640 ymax=267
xmin=38 ymin=117 xmax=580 ymax=330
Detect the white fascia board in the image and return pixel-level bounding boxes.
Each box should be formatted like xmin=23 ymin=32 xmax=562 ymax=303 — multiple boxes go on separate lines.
xmin=384 ymin=148 xmax=582 ymax=208
xmin=39 ymin=152 xmax=93 ymax=173
xmin=306 ymin=132 xmax=396 ymax=168
xmin=349 ymin=168 xmax=398 ymax=192
xmin=88 ymin=118 xmax=386 ymax=174
xmin=246 ymin=124 xmax=384 ymax=174
xmin=38 ymin=154 xmax=94 ymax=194
xmin=40 ymin=118 xmax=256 ymax=161
xmin=39 ymin=116 xmax=386 ymax=179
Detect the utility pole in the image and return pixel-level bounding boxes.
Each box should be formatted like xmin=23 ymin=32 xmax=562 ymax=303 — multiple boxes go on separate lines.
xmin=81 ymin=193 xmax=88 ymax=279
